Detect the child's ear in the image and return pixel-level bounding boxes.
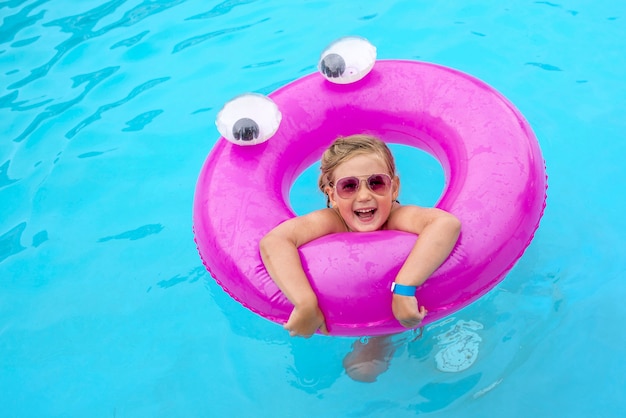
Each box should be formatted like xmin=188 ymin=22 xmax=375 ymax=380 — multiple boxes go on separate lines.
xmin=392 ymin=176 xmax=400 ymax=200
xmin=325 ymin=186 xmax=336 ymax=207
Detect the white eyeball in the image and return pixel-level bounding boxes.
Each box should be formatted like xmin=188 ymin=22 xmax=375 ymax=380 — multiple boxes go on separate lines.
xmin=215 ymin=93 xmax=282 ymax=146
xmin=318 ymin=36 xmax=377 ymax=84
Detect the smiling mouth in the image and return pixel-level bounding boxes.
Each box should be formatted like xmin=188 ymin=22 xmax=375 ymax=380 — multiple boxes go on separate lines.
xmin=354 ymin=208 xmax=376 ymax=219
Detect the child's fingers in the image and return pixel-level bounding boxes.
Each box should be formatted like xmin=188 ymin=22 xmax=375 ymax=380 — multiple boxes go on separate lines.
xmin=284 ymin=316 xmax=326 ymax=338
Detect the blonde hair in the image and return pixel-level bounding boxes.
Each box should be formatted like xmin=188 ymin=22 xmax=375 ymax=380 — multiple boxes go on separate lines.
xmin=318 ymin=134 xmax=397 ymax=206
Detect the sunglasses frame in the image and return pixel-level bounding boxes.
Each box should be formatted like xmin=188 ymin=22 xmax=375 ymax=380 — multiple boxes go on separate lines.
xmin=332 ymin=173 xmax=393 ymax=199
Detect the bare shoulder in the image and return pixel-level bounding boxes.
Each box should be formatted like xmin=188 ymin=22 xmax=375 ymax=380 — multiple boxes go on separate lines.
xmin=386 ymin=204 xmax=459 ymax=234
xmin=266 ymin=208 xmax=346 ymax=247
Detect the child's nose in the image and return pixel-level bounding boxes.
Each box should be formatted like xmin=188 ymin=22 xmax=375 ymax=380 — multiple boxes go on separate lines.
xmin=355 ymin=180 xmax=372 ymax=200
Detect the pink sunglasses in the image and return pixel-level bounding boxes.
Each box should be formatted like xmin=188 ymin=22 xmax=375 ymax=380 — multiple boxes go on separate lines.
xmin=332 ymin=173 xmax=392 ymax=199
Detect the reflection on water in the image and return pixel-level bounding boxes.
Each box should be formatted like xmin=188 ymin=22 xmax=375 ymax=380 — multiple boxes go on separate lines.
xmin=432 ymin=319 xmax=483 ymax=373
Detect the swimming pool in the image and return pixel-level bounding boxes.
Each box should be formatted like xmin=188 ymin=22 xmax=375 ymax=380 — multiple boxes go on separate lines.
xmin=1 ymin=1 xmax=625 ymax=416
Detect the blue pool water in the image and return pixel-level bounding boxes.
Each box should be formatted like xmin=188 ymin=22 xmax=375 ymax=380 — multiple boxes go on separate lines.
xmin=1 ymin=1 xmax=625 ymax=417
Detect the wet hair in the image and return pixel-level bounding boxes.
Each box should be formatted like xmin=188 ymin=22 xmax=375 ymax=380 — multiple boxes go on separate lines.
xmin=318 ymin=134 xmax=397 ymax=207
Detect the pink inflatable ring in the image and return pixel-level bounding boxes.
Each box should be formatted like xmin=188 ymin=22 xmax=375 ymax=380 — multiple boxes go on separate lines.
xmin=193 ymin=60 xmax=547 ymax=337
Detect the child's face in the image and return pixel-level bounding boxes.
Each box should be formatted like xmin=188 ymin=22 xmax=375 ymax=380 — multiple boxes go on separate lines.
xmin=327 ymin=153 xmax=399 ymax=232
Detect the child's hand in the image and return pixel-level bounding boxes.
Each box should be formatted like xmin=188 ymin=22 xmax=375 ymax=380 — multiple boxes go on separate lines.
xmin=392 ymin=294 xmax=427 ymax=328
xmin=284 ymin=303 xmax=329 ymax=338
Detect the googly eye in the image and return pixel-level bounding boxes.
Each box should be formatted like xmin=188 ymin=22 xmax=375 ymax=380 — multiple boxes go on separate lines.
xmin=318 ymin=36 xmax=377 ymax=84
xmin=215 ymin=93 xmax=282 ymax=146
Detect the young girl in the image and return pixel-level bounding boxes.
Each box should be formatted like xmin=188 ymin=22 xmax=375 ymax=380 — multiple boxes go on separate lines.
xmin=259 ymin=134 xmax=461 ymax=381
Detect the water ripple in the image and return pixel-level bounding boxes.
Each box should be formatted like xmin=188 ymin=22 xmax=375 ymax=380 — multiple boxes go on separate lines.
xmin=0 ymin=89 xmax=53 ymax=112
xmin=76 ymin=149 xmax=117 ymax=159
xmin=172 ymin=18 xmax=269 ymax=54
xmin=12 ymin=66 xmax=120 ymax=143
xmin=32 ymin=229 xmax=48 ymax=247
xmin=525 ymin=62 xmax=563 ymax=72
xmin=0 ymin=0 xmax=47 ymax=45
xmin=242 ymin=59 xmax=283 ymax=69
xmin=110 ymin=29 xmax=149 ymax=49
xmin=534 ymin=0 xmax=560 ymax=6
xmin=0 ymin=221 xmax=27 ymax=264
xmin=65 ymin=76 xmax=170 ymax=139
xmin=7 ymin=0 xmax=186 ymax=90
xmin=191 ymin=107 xmax=212 ymax=115
xmin=122 ymin=109 xmax=163 ymax=132
xmin=10 ymin=35 xmax=40 ymax=47
xmin=0 ymin=160 xmax=18 ymax=188
xmin=534 ymin=1 xmax=578 ymax=16
xmin=185 ymin=0 xmax=258 ymax=20
xmin=97 ymin=223 xmax=164 ymax=242
xmin=359 ymin=14 xmax=378 ymax=21
xmin=114 ymin=0 xmax=187 ymax=27
xmin=7 ymin=0 xmax=126 ymax=90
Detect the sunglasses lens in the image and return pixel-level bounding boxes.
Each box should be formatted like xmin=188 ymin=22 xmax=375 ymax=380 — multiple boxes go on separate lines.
xmin=336 ymin=177 xmax=360 ymax=197
xmin=367 ymin=174 xmax=390 ymax=193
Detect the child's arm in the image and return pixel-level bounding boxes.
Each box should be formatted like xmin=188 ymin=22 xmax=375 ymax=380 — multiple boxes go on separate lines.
xmin=387 ymin=206 xmax=461 ymax=328
xmin=259 ymin=209 xmax=345 ymax=337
